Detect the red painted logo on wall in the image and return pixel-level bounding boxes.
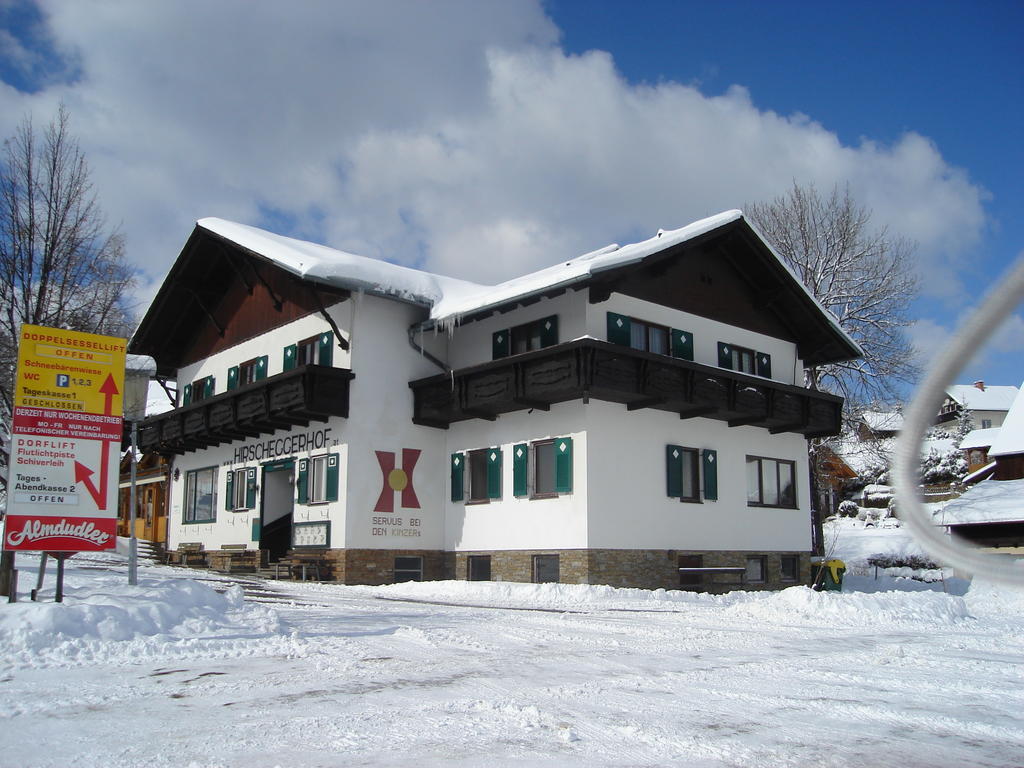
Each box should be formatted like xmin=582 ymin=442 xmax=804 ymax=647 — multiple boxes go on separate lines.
xmin=374 ymin=449 xmax=421 ymax=513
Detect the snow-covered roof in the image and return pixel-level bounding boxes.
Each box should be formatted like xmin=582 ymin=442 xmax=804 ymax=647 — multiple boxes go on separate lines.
xmin=197 ymin=218 xmax=483 ymax=309
xmin=945 ymin=384 xmax=1019 ymax=412
xmin=959 ymin=427 xmax=1002 ymax=451
xmin=988 ymin=382 xmax=1024 ymax=457
xmin=934 ymin=478 xmax=1024 ymax=525
xmin=861 ymin=411 xmax=904 ymax=433
xmin=195 ymin=212 xmax=861 ymax=358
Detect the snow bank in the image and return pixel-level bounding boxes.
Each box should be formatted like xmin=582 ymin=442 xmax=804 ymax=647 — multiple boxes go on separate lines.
xmin=0 ymin=576 xmax=285 ymax=669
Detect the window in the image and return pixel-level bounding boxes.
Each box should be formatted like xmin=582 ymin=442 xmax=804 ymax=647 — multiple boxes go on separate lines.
xmin=746 ymin=456 xmax=796 ymax=508
xmin=464 ymin=448 xmax=501 ymax=503
xmin=780 ymin=555 xmax=799 ymax=582
xmin=183 ymin=375 xmax=214 ymax=405
xmin=184 ymin=467 xmax=217 ymax=523
xmin=468 ymin=555 xmax=492 ymax=581
xmin=394 ymin=556 xmax=423 ymax=583
xmin=297 ymin=453 xmax=339 ymax=504
xmin=718 ymin=343 xmax=771 ymax=377
xmin=297 ymin=335 xmax=319 ymax=366
xmin=227 ymin=468 xmax=255 ymax=510
xmin=512 ymin=438 xmax=573 ymax=498
xmin=238 ymin=359 xmax=259 ymax=386
xmin=629 ymin=318 xmax=669 ymax=355
xmin=284 ymin=332 xmax=334 ymax=371
xmin=679 ymin=554 xmax=703 ymax=587
xmin=533 ymin=554 xmax=559 ymax=583
xmin=666 ymin=446 xmax=700 ymax=502
xmin=493 ymin=315 xmax=558 ymax=359
xmin=745 ymin=556 xmax=766 ymax=584
xmin=981 ymin=419 xmax=993 ymax=429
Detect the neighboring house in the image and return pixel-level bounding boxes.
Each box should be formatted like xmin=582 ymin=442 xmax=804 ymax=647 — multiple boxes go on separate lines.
xmin=856 ymin=411 xmax=904 ymax=441
xmin=117 ymin=451 xmax=171 ymax=544
xmin=937 ymin=383 xmax=1024 ymax=551
xmin=129 ymin=210 xmax=859 ymax=592
xmin=959 ymin=427 xmax=1002 ymax=476
xmin=937 ymin=382 xmax=1019 ymax=430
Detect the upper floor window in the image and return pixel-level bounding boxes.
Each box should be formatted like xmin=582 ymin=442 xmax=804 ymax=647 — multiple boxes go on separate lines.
xmin=607 ymin=312 xmax=693 ymax=361
xmin=666 ymin=445 xmax=718 ymax=502
xmin=493 ymin=316 xmax=558 ymax=359
xmin=239 ymin=358 xmax=260 ymax=386
xmin=981 ymin=419 xmax=993 ymax=429
xmin=183 ymin=375 xmax=214 ymax=405
xmin=746 ymin=456 xmax=796 ymax=508
xmin=718 ymin=342 xmax=772 ymax=378
xmin=284 ymin=331 xmax=335 ymax=371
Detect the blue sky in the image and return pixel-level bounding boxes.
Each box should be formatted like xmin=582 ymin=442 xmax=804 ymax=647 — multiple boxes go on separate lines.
xmin=1 ymin=0 xmax=1021 ymax=398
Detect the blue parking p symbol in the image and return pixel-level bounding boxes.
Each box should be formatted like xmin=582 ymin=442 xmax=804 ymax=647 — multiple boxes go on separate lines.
xmin=56 ymin=374 xmax=70 ymax=387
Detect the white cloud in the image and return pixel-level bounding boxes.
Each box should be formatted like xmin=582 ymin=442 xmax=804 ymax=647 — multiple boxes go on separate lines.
xmin=0 ymin=1 xmax=991 ymax=302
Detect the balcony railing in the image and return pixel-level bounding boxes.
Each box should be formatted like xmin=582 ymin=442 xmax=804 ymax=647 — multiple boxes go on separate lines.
xmin=137 ymin=365 xmax=354 ymax=454
xmin=409 ymin=339 xmax=842 ymax=437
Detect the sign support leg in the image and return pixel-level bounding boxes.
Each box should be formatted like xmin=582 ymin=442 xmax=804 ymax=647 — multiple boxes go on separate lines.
xmin=31 ymin=553 xmax=48 ymax=601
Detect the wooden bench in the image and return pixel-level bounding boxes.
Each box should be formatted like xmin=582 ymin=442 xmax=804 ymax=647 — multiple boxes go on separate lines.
xmin=166 ymin=542 xmax=205 ymax=568
xmin=273 ymin=551 xmax=331 ymax=581
xmin=208 ymin=544 xmax=258 ymax=574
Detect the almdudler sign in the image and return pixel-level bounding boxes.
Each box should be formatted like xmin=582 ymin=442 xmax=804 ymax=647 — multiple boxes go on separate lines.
xmin=4 ymin=324 xmax=126 ymax=552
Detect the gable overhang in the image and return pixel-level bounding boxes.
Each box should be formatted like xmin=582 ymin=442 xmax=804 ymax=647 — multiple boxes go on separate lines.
xmin=425 ymin=217 xmax=861 ymax=369
xmin=129 ymin=224 xmax=350 ymax=376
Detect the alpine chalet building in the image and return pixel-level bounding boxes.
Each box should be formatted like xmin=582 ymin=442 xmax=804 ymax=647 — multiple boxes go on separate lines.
xmin=130 ymin=211 xmax=860 ymax=591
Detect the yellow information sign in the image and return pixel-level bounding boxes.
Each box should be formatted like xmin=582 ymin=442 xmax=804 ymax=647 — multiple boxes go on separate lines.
xmin=5 ymin=324 xmax=127 ymax=552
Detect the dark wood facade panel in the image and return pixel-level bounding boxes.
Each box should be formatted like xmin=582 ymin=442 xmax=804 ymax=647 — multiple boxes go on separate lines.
xmin=138 ymin=366 xmax=354 ymax=455
xmin=410 ymin=339 xmax=842 ymax=437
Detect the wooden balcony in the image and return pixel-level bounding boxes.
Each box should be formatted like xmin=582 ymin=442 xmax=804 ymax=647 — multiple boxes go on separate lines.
xmin=137 ymin=365 xmax=354 ymax=455
xmin=409 ymin=339 xmax=842 ymax=438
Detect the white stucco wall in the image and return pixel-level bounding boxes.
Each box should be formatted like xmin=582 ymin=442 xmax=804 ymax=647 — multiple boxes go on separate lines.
xmin=584 ymin=401 xmax=812 ymax=552
xmin=444 ymin=403 xmax=589 ymax=551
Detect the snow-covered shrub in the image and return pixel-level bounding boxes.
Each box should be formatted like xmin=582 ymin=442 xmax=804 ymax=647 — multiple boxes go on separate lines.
xmin=919 ymin=446 xmax=967 ymax=485
xmin=838 ymin=500 xmax=859 ymax=518
xmin=867 ymin=553 xmax=940 ymax=570
xmin=860 ymin=484 xmax=893 ymax=508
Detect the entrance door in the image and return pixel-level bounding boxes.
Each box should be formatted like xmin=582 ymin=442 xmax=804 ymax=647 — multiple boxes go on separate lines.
xmin=259 ymin=460 xmax=295 ymax=561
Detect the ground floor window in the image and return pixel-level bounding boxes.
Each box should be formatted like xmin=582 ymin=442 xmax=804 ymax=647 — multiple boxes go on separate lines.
xmin=780 ymin=555 xmax=800 ymax=582
xmin=745 ymin=555 xmax=766 ymax=584
xmin=184 ymin=467 xmax=217 ymax=523
xmin=532 ymin=554 xmax=560 ymax=583
xmin=678 ymin=554 xmax=703 ymax=587
xmin=394 ymin=556 xmax=423 ymax=583
xmin=746 ymin=456 xmax=796 ymax=508
xmin=468 ymin=555 xmax=491 ymax=581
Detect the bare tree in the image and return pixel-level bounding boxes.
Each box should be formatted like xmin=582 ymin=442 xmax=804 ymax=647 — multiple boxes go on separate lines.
xmin=0 ymin=105 xmax=137 ymax=495
xmin=746 ymin=182 xmax=919 ymax=412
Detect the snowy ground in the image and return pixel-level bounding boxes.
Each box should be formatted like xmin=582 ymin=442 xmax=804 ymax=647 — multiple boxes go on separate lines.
xmin=1 ymin=538 xmax=1023 ymax=768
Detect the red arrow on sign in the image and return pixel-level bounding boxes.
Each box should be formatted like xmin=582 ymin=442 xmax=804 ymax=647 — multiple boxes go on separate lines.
xmin=73 ymin=374 xmax=120 ymax=510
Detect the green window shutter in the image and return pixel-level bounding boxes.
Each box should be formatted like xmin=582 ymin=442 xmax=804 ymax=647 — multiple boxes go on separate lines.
xmin=326 ymin=453 xmax=340 ymax=502
xmin=718 ymin=342 xmax=733 ymax=369
xmin=227 ymin=366 xmax=239 ymax=391
xmin=513 ymin=443 xmax=529 ymax=497
xmin=487 ymin=448 xmax=502 ymax=500
xmin=245 ymin=468 xmax=257 ymax=509
xmin=671 ymin=329 xmax=694 ymax=361
xmin=251 ymin=518 xmax=261 ymax=541
xmin=225 ymin=471 xmax=234 ymax=510
xmin=666 ymin=444 xmax=683 ymax=498
xmin=182 ymin=383 xmax=192 ymax=406
xmin=283 ymin=344 xmax=297 ymax=372
xmin=255 ymin=355 xmax=268 ymax=380
xmin=451 ymin=453 xmax=465 ymax=502
xmin=204 ymin=376 xmax=215 ymax=398
xmin=607 ymin=312 xmax=631 ymax=346
xmin=318 ymin=332 xmax=333 ymax=366
xmin=539 ymin=315 xmax=558 ymax=348
xmin=555 ymin=437 xmax=573 ymax=493
xmin=492 ymin=329 xmax=510 ymax=359
xmin=297 ymin=459 xmax=309 ymax=504
xmin=702 ymin=449 xmax=718 ymax=501
xmin=756 ymin=351 xmax=772 ymax=379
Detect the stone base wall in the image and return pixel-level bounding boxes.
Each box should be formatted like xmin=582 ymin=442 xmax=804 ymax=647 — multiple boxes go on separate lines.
xmin=449 ymin=548 xmax=812 ymax=593
xmin=255 ymin=547 xmax=811 ymax=591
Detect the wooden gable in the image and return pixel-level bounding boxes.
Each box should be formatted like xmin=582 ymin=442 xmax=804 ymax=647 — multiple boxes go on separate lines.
xmin=130 ymin=226 xmax=349 ymax=375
